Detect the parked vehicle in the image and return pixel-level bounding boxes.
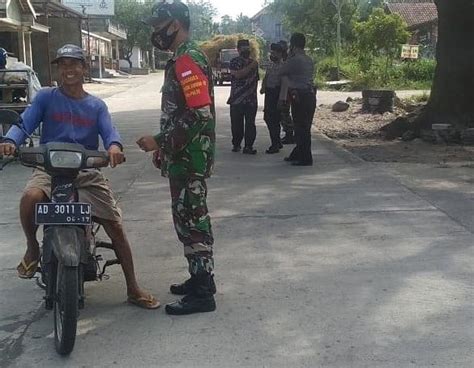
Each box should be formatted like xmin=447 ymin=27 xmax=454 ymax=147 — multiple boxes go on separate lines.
xmin=212 ymin=48 xmax=239 ymax=85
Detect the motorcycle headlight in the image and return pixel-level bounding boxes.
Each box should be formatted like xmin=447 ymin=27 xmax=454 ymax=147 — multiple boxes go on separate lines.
xmin=49 ymin=151 xmax=83 ymax=169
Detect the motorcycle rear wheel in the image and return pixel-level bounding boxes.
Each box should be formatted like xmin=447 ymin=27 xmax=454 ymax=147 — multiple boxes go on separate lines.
xmin=54 ymin=264 xmax=79 ymax=355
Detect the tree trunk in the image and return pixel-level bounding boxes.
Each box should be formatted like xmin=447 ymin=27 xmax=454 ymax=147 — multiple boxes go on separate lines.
xmin=419 ymin=0 xmax=474 ymax=129
xmin=123 ymin=50 xmax=133 ymax=69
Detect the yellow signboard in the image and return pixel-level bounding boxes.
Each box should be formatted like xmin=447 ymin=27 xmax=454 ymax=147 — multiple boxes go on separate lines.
xmin=401 ymin=45 xmax=420 ymax=59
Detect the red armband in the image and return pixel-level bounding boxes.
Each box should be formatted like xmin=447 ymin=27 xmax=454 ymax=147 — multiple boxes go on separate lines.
xmin=175 ymin=55 xmax=212 ymax=109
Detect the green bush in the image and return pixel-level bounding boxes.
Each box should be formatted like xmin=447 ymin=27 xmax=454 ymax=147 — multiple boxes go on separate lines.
xmin=354 ymin=8 xmax=410 ymax=74
xmin=316 ymin=54 xmax=360 ymax=81
xmin=316 ymin=55 xmax=435 ymax=90
xmin=400 ymin=59 xmax=436 ymax=82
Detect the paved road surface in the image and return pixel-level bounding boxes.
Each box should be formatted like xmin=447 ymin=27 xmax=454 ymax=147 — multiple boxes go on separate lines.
xmin=0 ymin=74 xmax=471 ymax=368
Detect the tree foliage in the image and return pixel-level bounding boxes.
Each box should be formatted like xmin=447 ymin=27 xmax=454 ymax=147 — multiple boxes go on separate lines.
xmin=114 ymin=0 xmax=154 ymax=68
xmin=187 ymin=0 xmax=218 ymax=41
xmin=357 ymin=0 xmax=384 ymax=20
xmin=354 ymin=8 xmax=410 ymax=76
xmin=219 ymin=14 xmax=253 ymax=35
xmin=271 ymin=0 xmax=358 ymax=53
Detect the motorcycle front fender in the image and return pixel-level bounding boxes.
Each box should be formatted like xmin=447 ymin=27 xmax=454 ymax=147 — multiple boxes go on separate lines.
xmin=43 ymin=226 xmax=87 ymax=267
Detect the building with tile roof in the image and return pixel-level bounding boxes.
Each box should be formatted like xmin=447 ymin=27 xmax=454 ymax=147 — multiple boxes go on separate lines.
xmin=385 ymin=0 xmax=438 ymax=57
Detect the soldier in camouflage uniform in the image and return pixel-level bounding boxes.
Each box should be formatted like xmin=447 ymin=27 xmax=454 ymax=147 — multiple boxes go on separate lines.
xmin=137 ymin=0 xmax=216 ymax=315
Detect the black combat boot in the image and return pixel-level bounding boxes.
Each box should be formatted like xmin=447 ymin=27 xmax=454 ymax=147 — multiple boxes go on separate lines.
xmin=265 ymin=146 xmax=280 ymax=154
xmin=165 ymin=273 xmax=217 ymax=315
xmin=242 ymin=146 xmax=257 ymax=155
xmin=170 ymin=274 xmax=216 ymax=295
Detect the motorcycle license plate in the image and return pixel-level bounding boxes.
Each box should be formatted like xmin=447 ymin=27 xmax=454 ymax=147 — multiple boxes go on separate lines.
xmin=35 ymin=203 xmax=92 ymax=225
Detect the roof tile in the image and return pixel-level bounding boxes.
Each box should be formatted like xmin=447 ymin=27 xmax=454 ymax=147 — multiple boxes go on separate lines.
xmin=386 ymin=3 xmax=438 ymax=28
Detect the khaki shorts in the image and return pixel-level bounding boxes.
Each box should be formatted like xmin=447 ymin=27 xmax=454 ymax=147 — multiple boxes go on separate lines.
xmin=25 ymin=169 xmax=122 ymax=223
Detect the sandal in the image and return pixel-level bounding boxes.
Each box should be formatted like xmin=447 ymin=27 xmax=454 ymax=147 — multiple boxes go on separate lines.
xmin=127 ymin=294 xmax=161 ymax=310
xmin=17 ymin=258 xmax=39 ymax=279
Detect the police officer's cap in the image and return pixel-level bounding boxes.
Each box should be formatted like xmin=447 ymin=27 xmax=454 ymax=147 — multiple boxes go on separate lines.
xmin=144 ymin=0 xmax=190 ymax=27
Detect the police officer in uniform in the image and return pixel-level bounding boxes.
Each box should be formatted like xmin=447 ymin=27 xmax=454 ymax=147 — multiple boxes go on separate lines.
xmin=261 ymin=43 xmax=284 ymax=154
xmin=279 ymin=33 xmax=316 ymax=166
xmin=137 ymin=0 xmax=217 ymax=315
xmin=278 ymin=40 xmax=295 ymax=145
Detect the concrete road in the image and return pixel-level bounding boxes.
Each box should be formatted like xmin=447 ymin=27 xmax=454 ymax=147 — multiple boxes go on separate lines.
xmin=0 ymin=74 xmax=472 ymax=368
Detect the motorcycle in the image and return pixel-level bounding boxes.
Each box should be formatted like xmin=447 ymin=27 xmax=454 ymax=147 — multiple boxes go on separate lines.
xmin=0 ymin=110 xmax=120 ymax=355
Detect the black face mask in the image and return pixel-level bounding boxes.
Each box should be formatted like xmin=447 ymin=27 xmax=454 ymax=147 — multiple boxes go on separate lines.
xmin=270 ymin=55 xmax=279 ymax=62
xmin=240 ymin=50 xmax=251 ymax=59
xmin=151 ymin=21 xmax=178 ymax=51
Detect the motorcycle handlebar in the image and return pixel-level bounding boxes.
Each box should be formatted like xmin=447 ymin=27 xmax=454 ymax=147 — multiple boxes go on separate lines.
xmin=2 ymin=142 xmax=126 ymax=171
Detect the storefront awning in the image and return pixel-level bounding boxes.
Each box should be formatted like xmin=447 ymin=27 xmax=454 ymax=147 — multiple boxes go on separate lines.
xmin=82 ymin=29 xmax=112 ymax=43
xmin=0 ymin=18 xmax=49 ymax=33
xmin=25 ymin=22 xmax=50 ymax=33
xmin=0 ymin=18 xmax=22 ymax=31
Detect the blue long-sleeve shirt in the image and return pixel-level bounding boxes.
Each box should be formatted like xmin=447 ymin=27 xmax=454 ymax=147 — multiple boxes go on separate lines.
xmin=6 ymin=88 xmax=122 ymax=150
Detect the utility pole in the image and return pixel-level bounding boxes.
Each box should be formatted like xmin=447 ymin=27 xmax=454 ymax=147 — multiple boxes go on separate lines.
xmin=151 ymin=47 xmax=156 ymax=72
xmin=43 ymin=2 xmax=52 ymax=85
xmin=81 ymin=5 xmax=92 ymax=82
xmin=98 ymin=41 xmax=103 ymax=79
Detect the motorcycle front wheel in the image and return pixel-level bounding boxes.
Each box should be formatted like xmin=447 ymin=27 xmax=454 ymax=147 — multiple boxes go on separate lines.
xmin=54 ymin=264 xmax=79 ymax=355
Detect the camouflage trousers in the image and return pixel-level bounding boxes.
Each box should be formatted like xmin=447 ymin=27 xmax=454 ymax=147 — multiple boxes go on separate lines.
xmin=169 ymin=176 xmax=214 ymax=276
xmin=280 ymin=103 xmax=294 ymax=134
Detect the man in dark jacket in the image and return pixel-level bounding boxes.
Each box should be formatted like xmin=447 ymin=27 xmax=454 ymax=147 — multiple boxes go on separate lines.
xmin=228 ymin=39 xmax=259 ymax=154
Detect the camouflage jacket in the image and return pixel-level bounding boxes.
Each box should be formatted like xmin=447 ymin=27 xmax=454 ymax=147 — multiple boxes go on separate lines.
xmin=154 ymin=41 xmax=216 ymax=179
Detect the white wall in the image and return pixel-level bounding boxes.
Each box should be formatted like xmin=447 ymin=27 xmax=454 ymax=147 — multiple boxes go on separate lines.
xmin=119 ymin=46 xmax=142 ymax=68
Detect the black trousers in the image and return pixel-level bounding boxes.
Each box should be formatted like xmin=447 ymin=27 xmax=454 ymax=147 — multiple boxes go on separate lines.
xmin=230 ymin=103 xmax=257 ymax=148
xmin=288 ymin=91 xmax=317 ymax=163
xmin=264 ymin=87 xmax=282 ymax=148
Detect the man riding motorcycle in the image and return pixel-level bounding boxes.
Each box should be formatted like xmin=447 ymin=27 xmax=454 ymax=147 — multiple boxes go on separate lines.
xmin=0 ymin=44 xmax=159 ymax=309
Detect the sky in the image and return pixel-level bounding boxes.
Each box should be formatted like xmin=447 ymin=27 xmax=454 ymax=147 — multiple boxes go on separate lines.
xmin=209 ymin=0 xmax=266 ymax=19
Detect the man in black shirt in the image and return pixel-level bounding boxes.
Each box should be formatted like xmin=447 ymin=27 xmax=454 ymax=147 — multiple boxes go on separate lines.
xmin=279 ymin=33 xmax=316 ymax=166
xmin=261 ymin=43 xmax=284 ymax=154
xmin=227 ymin=39 xmax=259 ymax=154
xmin=278 ymin=40 xmax=295 ymax=145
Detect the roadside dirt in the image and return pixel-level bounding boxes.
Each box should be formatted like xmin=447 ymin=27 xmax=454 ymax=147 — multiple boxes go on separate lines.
xmin=315 ymin=101 xmax=474 ymax=165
